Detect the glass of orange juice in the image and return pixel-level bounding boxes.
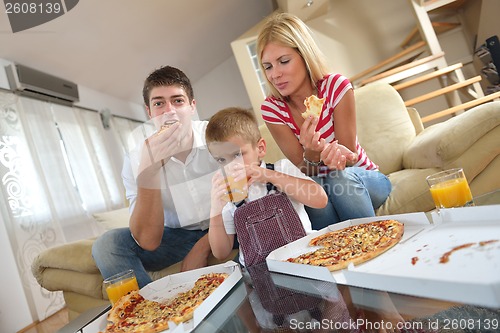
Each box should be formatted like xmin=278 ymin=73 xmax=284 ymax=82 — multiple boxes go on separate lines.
xmin=426 ymin=168 xmax=474 ymax=211
xmin=221 ymin=173 xmax=248 ymax=203
xmin=103 ymin=269 xmax=139 ymax=305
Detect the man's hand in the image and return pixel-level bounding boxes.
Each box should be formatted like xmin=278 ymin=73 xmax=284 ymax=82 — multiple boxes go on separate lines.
xmin=180 ymin=234 xmax=211 ymax=272
xmin=136 ymin=122 xmax=182 ymax=188
xmin=147 ymin=121 xmax=182 ymax=163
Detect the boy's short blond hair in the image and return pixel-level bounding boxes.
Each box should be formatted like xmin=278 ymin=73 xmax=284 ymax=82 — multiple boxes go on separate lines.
xmin=206 ymin=107 xmax=261 ymax=146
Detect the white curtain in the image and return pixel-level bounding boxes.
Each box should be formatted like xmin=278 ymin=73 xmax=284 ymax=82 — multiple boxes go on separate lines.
xmin=76 ymin=107 xmax=125 ymax=209
xmin=18 ymin=97 xmax=100 ymax=241
xmin=0 ymin=91 xmax=138 ymax=321
xmin=0 ymin=92 xmax=65 ymax=321
xmin=111 ymin=116 xmax=143 ymax=155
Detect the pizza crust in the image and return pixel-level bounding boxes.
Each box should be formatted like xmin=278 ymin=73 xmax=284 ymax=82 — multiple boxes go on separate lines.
xmin=301 ymin=95 xmax=325 ymax=119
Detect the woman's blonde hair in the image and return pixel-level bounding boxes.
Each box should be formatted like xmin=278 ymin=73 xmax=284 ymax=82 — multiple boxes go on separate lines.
xmin=256 ymin=12 xmax=330 ymax=99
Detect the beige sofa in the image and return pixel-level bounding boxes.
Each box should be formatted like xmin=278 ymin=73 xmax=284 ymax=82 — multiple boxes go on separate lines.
xmin=32 ymin=83 xmax=500 ymax=320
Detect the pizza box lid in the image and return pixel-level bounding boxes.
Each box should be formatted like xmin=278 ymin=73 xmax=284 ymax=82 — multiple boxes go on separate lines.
xmin=265 ymin=212 xmax=430 ymax=284
xmin=82 ymin=261 xmax=242 ymax=333
xmin=267 ymin=206 xmax=500 ymax=308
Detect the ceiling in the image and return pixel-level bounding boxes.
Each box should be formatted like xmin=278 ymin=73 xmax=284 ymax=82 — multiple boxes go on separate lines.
xmin=0 ymin=0 xmax=276 ymax=106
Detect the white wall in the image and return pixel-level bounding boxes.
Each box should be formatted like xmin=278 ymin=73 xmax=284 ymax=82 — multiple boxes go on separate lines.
xmin=193 ymin=56 xmax=252 ymax=120
xmin=307 ymin=0 xmax=415 ymax=78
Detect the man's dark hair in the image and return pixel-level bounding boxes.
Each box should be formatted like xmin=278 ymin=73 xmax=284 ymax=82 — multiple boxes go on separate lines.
xmin=142 ymin=66 xmax=194 ymax=108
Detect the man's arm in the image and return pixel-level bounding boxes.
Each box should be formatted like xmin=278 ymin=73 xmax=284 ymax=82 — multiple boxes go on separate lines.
xmin=129 ymin=186 xmax=165 ymax=251
xmin=127 ymin=123 xmax=182 ymax=250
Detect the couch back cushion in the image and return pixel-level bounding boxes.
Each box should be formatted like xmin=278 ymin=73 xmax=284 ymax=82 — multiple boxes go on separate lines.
xmin=93 ymin=207 xmax=130 ymax=231
xmin=354 ymin=83 xmax=416 ymax=174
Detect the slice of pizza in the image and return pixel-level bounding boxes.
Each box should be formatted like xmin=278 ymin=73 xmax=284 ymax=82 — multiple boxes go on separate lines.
xmin=302 ymin=95 xmax=325 ymax=119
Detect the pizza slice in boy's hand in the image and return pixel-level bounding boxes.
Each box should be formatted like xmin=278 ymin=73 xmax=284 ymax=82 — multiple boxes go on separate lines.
xmin=302 ymin=95 xmax=325 ymax=119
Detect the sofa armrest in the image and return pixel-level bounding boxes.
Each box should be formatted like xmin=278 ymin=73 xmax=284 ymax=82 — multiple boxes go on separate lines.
xmin=32 ymin=239 xmax=99 ymax=284
xmin=403 ymin=102 xmax=500 ymax=169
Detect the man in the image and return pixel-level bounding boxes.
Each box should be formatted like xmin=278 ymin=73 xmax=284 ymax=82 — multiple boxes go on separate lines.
xmin=92 ymin=66 xmax=221 ymax=287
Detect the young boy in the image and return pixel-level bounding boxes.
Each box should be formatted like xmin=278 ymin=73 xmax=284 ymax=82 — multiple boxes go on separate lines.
xmin=205 ymin=107 xmax=328 ymax=265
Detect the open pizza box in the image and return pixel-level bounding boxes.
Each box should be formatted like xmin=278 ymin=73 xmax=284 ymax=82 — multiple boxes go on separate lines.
xmin=82 ymin=261 xmax=242 ymax=333
xmin=266 ymin=206 xmax=500 ymax=308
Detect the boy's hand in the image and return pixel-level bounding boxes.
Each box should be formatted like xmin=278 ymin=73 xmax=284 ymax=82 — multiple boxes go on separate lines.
xmin=243 ymin=163 xmax=268 ymax=186
xmin=210 ymin=171 xmax=229 ymax=216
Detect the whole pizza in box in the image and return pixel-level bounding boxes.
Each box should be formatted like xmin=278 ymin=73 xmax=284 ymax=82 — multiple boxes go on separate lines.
xmin=100 ymin=272 xmax=228 ymax=333
xmin=286 ymin=220 xmax=404 ymax=271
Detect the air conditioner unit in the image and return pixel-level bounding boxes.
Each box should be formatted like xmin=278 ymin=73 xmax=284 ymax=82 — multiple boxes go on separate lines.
xmin=5 ymin=64 xmax=79 ymax=104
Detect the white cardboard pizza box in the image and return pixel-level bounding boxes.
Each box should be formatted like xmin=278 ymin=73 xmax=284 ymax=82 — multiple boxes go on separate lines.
xmin=191 ymin=280 xmax=247 ymax=333
xmin=266 ymin=206 xmax=500 ymax=308
xmin=266 ymin=212 xmax=430 ymax=284
xmin=83 ymin=260 xmax=242 ymax=333
xmin=344 ymin=205 xmax=500 ymax=308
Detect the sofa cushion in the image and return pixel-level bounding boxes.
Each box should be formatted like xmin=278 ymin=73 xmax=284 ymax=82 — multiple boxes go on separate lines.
xmin=376 ymin=168 xmax=438 ymax=215
xmin=93 ymin=207 xmax=130 ymax=231
xmin=403 ymin=102 xmax=500 ymax=169
xmin=355 ymin=83 xmax=416 ymax=175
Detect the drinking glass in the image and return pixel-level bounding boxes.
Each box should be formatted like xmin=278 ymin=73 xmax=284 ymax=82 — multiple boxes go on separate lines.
xmin=426 ymin=168 xmax=474 ymax=210
xmin=103 ymin=269 xmax=139 ymax=305
xmin=222 ymin=173 xmax=248 ymax=203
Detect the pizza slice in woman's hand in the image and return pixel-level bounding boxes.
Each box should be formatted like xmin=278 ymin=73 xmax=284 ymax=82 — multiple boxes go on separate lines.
xmin=302 ymin=95 xmax=325 ymax=119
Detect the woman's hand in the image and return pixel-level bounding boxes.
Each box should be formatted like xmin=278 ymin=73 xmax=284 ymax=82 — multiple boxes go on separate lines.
xmin=320 ymin=141 xmax=356 ymax=171
xmin=299 ymin=116 xmax=326 ymax=153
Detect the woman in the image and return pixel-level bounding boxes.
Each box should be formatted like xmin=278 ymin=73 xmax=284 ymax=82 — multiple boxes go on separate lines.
xmin=257 ymin=12 xmax=391 ymax=229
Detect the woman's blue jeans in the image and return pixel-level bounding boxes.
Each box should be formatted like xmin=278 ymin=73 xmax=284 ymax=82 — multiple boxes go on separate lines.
xmin=92 ymin=227 xmax=207 ymax=288
xmin=306 ymin=167 xmax=391 ymax=230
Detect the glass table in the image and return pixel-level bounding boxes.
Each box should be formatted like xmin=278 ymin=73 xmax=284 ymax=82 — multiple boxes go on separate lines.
xmin=194 ymin=191 xmax=500 ymax=333
xmin=60 ymin=191 xmax=500 ymax=333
